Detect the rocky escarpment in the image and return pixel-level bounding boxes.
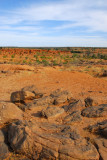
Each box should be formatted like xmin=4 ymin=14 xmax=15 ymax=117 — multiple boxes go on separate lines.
xmin=0 ymin=85 xmax=107 ymax=160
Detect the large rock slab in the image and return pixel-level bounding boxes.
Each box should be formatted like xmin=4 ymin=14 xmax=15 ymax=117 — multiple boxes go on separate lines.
xmin=50 ymin=89 xmax=72 ymax=105
xmin=0 ymin=102 xmax=23 ymax=124
xmin=81 ymin=104 xmax=107 ymax=118
xmin=41 ymin=107 xmax=64 ymax=118
xmin=8 ymin=120 xmax=99 ymax=160
xmin=0 ymin=130 xmax=10 ymax=160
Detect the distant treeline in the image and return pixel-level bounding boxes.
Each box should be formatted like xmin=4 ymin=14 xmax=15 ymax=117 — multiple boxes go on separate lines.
xmin=0 ymin=47 xmax=107 ymax=50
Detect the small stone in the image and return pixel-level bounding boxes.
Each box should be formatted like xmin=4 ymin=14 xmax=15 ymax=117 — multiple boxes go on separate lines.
xmin=81 ymin=104 xmax=107 ymax=118
xmin=63 ymin=99 xmax=84 ymax=113
xmin=50 ymin=89 xmax=72 ymax=105
xmin=41 ymin=107 xmax=64 ymax=118
xmin=33 ymin=96 xmax=53 ymax=107
xmin=11 ymin=91 xmax=35 ymax=102
xmin=64 ymin=111 xmax=82 ymax=124
xmin=21 ymin=85 xmax=43 ymax=98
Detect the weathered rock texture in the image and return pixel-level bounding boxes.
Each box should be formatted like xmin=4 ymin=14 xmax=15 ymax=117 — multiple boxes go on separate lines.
xmin=50 ymin=89 xmax=72 ymax=105
xmin=11 ymin=91 xmax=36 ymax=102
xmin=89 ymin=120 xmax=107 ymax=138
xmin=81 ymin=104 xmax=107 ymax=118
xmin=41 ymin=107 xmax=64 ymax=118
xmin=33 ymin=96 xmax=54 ymax=107
xmin=87 ymin=120 xmax=107 ymax=160
xmin=11 ymin=85 xmax=43 ymax=103
xmin=63 ymin=99 xmax=84 ymax=113
xmin=8 ymin=120 xmax=99 ymax=160
xmin=1 ymin=87 xmax=107 ymax=160
xmin=64 ymin=111 xmax=82 ymax=124
xmin=21 ymin=85 xmax=43 ymax=98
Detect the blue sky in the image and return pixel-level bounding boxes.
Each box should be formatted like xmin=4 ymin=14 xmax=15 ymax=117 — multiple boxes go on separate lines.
xmin=0 ymin=0 xmax=107 ymax=47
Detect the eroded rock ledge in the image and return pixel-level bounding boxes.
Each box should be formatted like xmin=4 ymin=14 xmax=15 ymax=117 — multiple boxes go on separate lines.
xmin=0 ymin=85 xmax=107 ymax=160
xmin=8 ymin=120 xmax=99 ymax=160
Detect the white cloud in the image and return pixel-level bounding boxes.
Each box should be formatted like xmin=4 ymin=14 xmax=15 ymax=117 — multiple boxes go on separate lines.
xmin=0 ymin=0 xmax=107 ymax=46
xmin=1 ymin=0 xmax=107 ymax=32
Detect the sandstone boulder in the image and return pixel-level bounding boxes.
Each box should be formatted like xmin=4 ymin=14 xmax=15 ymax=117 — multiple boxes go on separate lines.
xmin=50 ymin=89 xmax=72 ymax=105
xmin=0 ymin=102 xmax=23 ymax=124
xmin=81 ymin=104 xmax=107 ymax=118
xmin=8 ymin=120 xmax=99 ymax=160
xmin=41 ymin=107 xmax=64 ymax=118
xmin=11 ymin=91 xmax=35 ymax=102
xmin=21 ymin=85 xmax=43 ymax=98
xmin=11 ymin=85 xmax=44 ymax=103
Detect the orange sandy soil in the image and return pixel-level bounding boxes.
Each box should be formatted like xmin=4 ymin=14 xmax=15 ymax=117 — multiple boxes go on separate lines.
xmin=0 ymin=64 xmax=107 ymax=103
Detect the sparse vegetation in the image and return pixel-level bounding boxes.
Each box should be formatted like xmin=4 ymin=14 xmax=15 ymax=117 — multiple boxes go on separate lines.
xmin=23 ymin=60 xmax=27 ymax=63
xmin=25 ymin=56 xmax=28 ymax=60
xmin=3 ymin=55 xmax=7 ymax=58
xmin=42 ymin=59 xmax=49 ymax=66
xmin=11 ymin=54 xmax=15 ymax=58
xmin=0 ymin=47 xmax=106 ymax=70
xmin=36 ymin=59 xmax=41 ymax=64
